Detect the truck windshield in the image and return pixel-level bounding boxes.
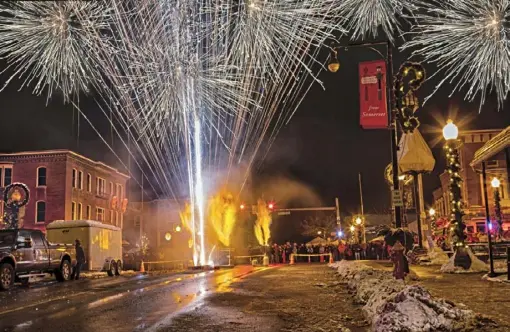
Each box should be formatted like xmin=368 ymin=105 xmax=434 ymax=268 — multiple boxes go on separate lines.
xmin=0 ymin=231 xmax=15 ymax=246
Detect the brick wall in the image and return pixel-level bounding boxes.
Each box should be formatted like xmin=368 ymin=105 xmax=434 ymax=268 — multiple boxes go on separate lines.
xmin=0 ymin=151 xmax=129 ymax=232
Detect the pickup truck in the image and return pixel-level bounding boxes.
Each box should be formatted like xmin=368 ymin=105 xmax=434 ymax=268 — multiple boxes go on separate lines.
xmin=0 ymin=229 xmax=76 ymax=290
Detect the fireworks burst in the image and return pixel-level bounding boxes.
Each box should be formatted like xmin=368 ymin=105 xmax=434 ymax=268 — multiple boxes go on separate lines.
xmin=402 ymin=0 xmax=510 ymax=109
xmin=329 ymin=0 xmax=416 ymax=43
xmin=0 ymin=1 xmax=111 ymax=102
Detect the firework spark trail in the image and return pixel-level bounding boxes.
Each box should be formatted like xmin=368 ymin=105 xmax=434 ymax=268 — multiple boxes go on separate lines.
xmin=402 ymin=0 xmax=510 ymax=109
xmin=0 ymin=1 xmax=111 ymax=102
xmin=327 ymin=0 xmax=416 ymax=43
xmin=0 ymin=0 xmax=338 ymax=265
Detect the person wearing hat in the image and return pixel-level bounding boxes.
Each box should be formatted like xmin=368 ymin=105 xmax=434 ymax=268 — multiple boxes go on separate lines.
xmin=71 ymin=239 xmax=86 ymax=280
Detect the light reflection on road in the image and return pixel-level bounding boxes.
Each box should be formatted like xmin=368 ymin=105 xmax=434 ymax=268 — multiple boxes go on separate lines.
xmin=2 ymin=265 xmax=272 ymax=332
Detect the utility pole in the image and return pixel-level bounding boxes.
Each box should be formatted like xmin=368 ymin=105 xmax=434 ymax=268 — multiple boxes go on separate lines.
xmin=335 ymin=197 xmax=341 ymax=230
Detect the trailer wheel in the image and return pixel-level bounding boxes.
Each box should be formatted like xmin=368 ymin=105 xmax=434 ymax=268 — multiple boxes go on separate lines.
xmin=0 ymin=263 xmax=14 ymax=291
xmin=115 ymin=260 xmax=122 ymax=276
xmin=107 ymin=261 xmax=116 ymax=277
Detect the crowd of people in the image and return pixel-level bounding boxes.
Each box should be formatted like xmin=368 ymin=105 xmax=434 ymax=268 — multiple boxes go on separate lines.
xmin=268 ymin=241 xmax=390 ymax=264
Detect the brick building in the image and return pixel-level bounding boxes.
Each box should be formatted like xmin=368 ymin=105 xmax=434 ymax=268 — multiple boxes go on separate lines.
xmin=0 ymin=150 xmax=129 ymax=232
xmin=432 ymin=129 xmax=509 ymax=219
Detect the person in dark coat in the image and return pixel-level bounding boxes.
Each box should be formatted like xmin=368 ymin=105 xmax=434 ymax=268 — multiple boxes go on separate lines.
xmin=72 ymin=239 xmax=86 ymax=280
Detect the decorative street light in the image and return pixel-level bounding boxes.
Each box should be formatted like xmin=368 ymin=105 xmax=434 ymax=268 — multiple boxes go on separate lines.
xmin=349 ymin=225 xmax=355 ymax=232
xmin=328 ymin=41 xmax=402 ymax=229
xmin=355 ymin=217 xmax=362 ymax=225
xmin=491 ymin=177 xmax=503 ymax=238
xmin=429 ymin=208 xmax=436 ymax=218
xmin=443 ymin=120 xmax=470 ymax=269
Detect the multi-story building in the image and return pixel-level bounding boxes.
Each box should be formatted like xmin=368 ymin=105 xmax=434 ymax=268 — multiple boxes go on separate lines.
xmin=432 ymin=129 xmax=509 ymax=220
xmin=0 ymin=150 xmax=129 ymax=232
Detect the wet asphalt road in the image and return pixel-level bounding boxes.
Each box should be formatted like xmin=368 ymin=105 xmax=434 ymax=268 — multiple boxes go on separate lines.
xmin=0 ymin=266 xmax=269 ymax=332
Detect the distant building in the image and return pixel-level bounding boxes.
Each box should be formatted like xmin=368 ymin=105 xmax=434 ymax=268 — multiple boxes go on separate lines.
xmin=432 ymin=129 xmax=509 ymax=220
xmin=0 ymin=150 xmax=129 ymax=232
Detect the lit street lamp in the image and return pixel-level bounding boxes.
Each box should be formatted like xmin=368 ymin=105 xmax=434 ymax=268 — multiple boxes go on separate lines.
xmin=349 ymin=225 xmax=355 ymax=232
xmin=355 ymin=217 xmax=362 ymax=225
xmin=429 ymin=208 xmax=436 ymax=218
xmin=443 ymin=120 xmax=470 ymax=269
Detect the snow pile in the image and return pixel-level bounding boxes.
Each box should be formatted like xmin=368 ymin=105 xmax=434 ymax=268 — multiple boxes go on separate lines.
xmin=421 ymin=247 xmax=450 ymax=266
xmin=373 ymin=285 xmax=485 ymax=332
xmin=330 ymin=261 xmax=495 ymax=332
xmin=440 ymin=248 xmax=488 ymax=273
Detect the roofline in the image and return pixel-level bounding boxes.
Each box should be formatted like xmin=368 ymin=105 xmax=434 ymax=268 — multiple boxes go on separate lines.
xmin=460 ymin=129 xmax=503 ymax=135
xmin=470 ymin=126 xmax=510 ymax=168
xmin=0 ymin=150 xmax=130 ymax=179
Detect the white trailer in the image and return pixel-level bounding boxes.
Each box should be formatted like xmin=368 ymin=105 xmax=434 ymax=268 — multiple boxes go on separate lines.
xmin=46 ymin=220 xmax=123 ymax=276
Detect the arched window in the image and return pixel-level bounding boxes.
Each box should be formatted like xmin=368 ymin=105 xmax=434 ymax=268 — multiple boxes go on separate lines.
xmin=36 ymin=201 xmax=46 ymax=223
xmin=37 ymin=167 xmax=47 ymax=186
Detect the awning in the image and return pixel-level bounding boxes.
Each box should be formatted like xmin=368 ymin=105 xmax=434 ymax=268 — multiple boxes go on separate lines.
xmin=471 ymin=126 xmax=510 ymax=168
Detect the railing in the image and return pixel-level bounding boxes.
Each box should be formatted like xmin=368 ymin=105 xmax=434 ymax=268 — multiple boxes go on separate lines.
xmin=142 ymin=260 xmax=192 ymax=272
xmin=232 ymin=255 xmax=266 ymax=265
xmin=290 ymin=253 xmax=333 ymax=264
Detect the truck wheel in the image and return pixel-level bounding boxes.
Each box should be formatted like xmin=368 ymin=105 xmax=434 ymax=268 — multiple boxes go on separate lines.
xmin=56 ymin=260 xmax=72 ymax=282
xmin=0 ymin=263 xmax=14 ymax=291
xmin=107 ymin=261 xmax=116 ymax=277
xmin=115 ymin=261 xmax=122 ymax=276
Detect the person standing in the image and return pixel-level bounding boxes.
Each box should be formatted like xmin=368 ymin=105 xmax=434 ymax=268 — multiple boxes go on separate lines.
xmin=72 ymin=239 xmax=86 ymax=280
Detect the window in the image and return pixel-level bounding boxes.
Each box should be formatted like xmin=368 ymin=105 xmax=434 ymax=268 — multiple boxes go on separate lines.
xmin=115 ymin=211 xmax=119 ymax=226
xmin=96 ymin=207 xmax=105 ymax=222
xmin=78 ymin=171 xmax=83 ymax=190
xmin=116 ymin=184 xmax=123 ymax=200
xmin=110 ymin=182 xmax=114 ymax=196
xmin=86 ymin=205 xmax=91 ymax=219
xmin=77 ymin=203 xmax=83 ymax=219
xmin=36 ymin=201 xmax=46 ymax=223
xmin=37 ymin=167 xmax=47 ymax=186
xmin=72 ymin=169 xmax=77 ymax=188
xmin=71 ymin=201 xmax=76 ymax=220
xmin=4 ymin=167 xmax=12 ymax=186
xmin=31 ymin=233 xmax=45 ymax=248
xmin=87 ymin=174 xmax=92 ymax=192
xmin=96 ymin=177 xmax=106 ymax=196
xmin=110 ymin=210 xmax=114 ymax=223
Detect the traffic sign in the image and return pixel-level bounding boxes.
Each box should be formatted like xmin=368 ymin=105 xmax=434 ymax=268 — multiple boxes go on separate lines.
xmin=392 ymin=190 xmax=403 ymax=207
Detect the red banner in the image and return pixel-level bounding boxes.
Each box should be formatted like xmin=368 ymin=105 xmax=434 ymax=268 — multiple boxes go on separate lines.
xmin=359 ymin=60 xmax=388 ymax=129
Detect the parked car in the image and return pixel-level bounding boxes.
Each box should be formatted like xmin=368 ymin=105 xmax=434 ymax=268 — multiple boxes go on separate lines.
xmin=0 ymin=229 xmax=76 ymax=290
xmin=46 ymin=220 xmax=123 ymax=277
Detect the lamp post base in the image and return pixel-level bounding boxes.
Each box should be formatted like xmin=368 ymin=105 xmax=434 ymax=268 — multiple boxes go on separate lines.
xmin=453 ymin=247 xmax=472 ymax=270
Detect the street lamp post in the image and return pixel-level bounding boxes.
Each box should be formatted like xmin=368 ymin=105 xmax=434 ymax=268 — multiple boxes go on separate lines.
xmin=492 ymin=177 xmax=503 ymax=239
xmin=329 ymin=41 xmax=402 ymax=228
xmin=443 ymin=120 xmax=470 ymax=269
xmin=482 ymin=164 xmax=497 ymax=277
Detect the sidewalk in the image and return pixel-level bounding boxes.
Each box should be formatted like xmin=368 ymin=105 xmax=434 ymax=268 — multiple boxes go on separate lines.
xmin=364 ymin=260 xmax=510 ymax=330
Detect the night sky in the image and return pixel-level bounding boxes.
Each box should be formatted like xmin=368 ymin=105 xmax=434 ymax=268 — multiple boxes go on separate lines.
xmin=0 ymin=39 xmax=509 ymax=219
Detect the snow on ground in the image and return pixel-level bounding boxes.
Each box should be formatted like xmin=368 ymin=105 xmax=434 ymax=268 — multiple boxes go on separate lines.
xmin=330 ymin=261 xmax=496 ymax=332
xmin=440 ymin=247 xmax=489 ymax=273
xmin=420 ymin=247 xmax=450 ymax=266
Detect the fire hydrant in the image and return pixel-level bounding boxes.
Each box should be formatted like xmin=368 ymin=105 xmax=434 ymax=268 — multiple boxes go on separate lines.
xmin=391 ymin=241 xmax=406 ymax=280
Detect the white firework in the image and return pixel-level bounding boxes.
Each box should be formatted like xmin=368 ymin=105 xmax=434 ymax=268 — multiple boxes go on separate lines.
xmin=0 ymin=1 xmax=111 ymax=102
xmin=328 ymin=0 xmax=415 ymax=43
xmin=403 ymin=0 xmax=510 ymax=109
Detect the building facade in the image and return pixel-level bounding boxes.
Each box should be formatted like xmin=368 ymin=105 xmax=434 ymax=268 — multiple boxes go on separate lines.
xmin=432 ymin=129 xmax=509 ymax=220
xmin=0 ymin=150 xmax=129 ymax=232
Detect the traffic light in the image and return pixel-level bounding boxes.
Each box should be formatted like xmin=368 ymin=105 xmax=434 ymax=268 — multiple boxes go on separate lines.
xmin=268 ymin=202 xmax=274 ymax=210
